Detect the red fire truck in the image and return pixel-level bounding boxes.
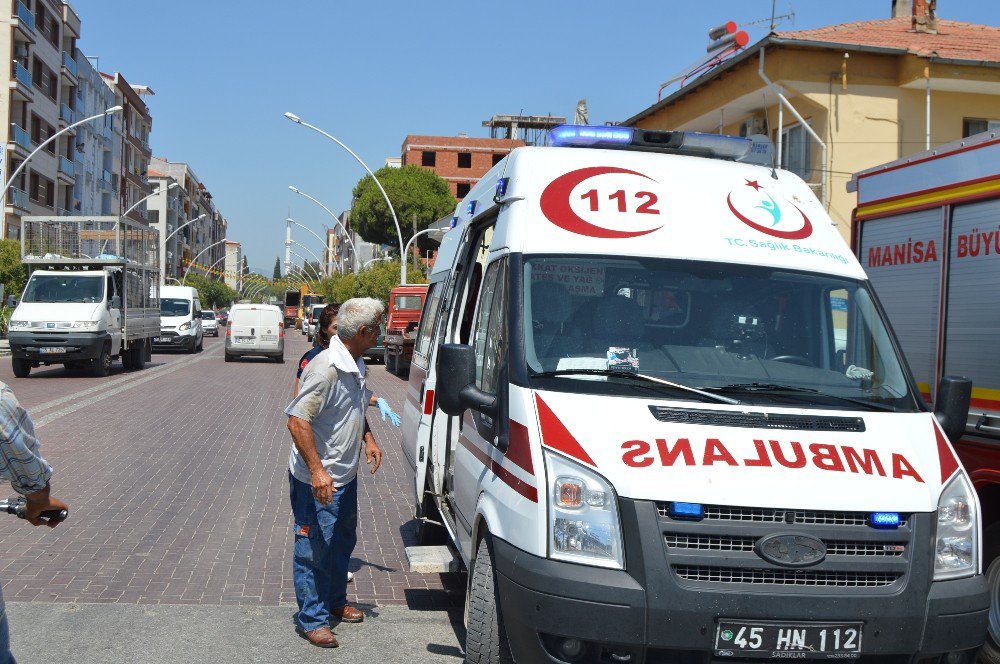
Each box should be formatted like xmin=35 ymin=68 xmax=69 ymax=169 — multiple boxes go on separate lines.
xmin=851 ymin=129 xmax=1000 ymax=655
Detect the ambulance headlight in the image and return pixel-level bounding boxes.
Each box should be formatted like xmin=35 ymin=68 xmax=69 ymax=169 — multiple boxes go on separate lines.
xmin=545 ymin=450 xmax=624 ymax=570
xmin=934 ymin=473 xmax=978 ymax=580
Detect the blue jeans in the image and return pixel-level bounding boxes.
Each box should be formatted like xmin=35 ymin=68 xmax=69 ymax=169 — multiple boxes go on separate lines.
xmin=289 ymin=472 xmax=358 ymax=632
xmin=0 ymin=586 xmax=15 ymax=664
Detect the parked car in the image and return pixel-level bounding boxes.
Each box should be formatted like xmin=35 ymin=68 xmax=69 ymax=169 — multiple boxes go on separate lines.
xmin=216 ymin=310 xmax=228 ymax=326
xmin=200 ymin=310 xmax=219 ymax=336
xmin=306 ymin=304 xmax=325 ymax=342
xmin=224 ymin=304 xmax=284 ymax=363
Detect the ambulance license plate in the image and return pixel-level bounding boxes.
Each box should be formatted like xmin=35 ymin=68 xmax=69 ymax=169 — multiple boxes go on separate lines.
xmin=715 ymin=621 xmax=862 ymax=659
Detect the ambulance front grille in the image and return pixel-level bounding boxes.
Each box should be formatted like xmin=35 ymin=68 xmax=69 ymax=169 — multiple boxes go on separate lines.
xmin=672 ymin=565 xmax=901 ymax=587
xmin=663 ymin=534 xmax=906 ymax=557
xmin=656 ymin=504 xmax=908 ymax=528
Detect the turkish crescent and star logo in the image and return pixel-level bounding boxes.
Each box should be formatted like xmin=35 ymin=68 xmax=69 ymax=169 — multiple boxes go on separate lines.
xmin=727 ymin=178 xmax=813 ymax=240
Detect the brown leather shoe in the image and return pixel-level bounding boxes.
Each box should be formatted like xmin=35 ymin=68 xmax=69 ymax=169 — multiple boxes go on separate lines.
xmin=331 ymin=604 xmax=364 ymax=623
xmin=297 ymin=625 xmax=339 ymax=648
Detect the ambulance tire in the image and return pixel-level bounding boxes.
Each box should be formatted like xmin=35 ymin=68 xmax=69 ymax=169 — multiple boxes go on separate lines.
xmin=979 ymin=525 xmax=1000 ymax=664
xmin=466 ymin=536 xmax=513 ymax=664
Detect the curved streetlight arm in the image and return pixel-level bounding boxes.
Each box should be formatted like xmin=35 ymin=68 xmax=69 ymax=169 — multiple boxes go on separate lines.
xmin=286 ymin=217 xmax=337 ymax=275
xmin=288 ymin=250 xmax=324 ymax=282
xmin=162 ymin=213 xmax=207 ymax=245
xmin=1 ymin=106 xmax=122 ymax=204
xmin=283 ymin=115 xmax=403 ymax=266
xmin=287 ymin=189 xmax=359 ymax=274
xmin=182 ymin=239 xmax=230 ymax=286
xmin=123 ymin=182 xmax=178 ymax=220
xmin=164 ymin=277 xmax=181 ymax=285
xmin=401 ymin=228 xmax=443 ymax=285
xmin=289 ymin=239 xmax=329 ymax=277
xmin=364 ymin=256 xmax=392 ymax=269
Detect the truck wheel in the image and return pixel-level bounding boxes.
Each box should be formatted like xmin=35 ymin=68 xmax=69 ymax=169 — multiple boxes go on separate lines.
xmin=11 ymin=358 xmax=30 ymax=378
xmin=134 ymin=340 xmax=146 ymax=370
xmin=92 ymin=343 xmax=112 ymax=377
xmin=981 ymin=526 xmax=1000 ymax=664
xmin=121 ymin=347 xmax=135 ymax=371
xmin=385 ymin=349 xmax=397 ymax=375
xmin=466 ymin=536 xmax=513 ymax=664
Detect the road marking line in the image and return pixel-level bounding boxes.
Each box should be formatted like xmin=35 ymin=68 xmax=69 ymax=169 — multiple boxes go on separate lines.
xmin=29 ymin=349 xmax=213 ymax=415
xmin=34 ymin=347 xmax=223 ymax=429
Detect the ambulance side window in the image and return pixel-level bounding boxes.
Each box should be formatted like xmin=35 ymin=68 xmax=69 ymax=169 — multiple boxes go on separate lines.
xmin=472 ymin=264 xmax=501 ymax=388
xmin=414 ymin=282 xmax=441 ymax=358
xmin=478 ymin=259 xmax=508 ymax=395
xmin=827 ymin=289 xmax=850 ymax=370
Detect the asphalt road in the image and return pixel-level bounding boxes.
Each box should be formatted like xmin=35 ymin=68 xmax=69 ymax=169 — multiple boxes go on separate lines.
xmin=0 ymin=330 xmax=464 ymax=661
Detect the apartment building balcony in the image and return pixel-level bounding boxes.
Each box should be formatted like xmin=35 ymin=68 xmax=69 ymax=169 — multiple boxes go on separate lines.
xmin=7 ymin=188 xmax=29 ymax=212
xmin=8 ymin=124 xmax=31 ymax=157
xmin=99 ymin=169 xmax=112 ymax=190
xmin=10 ymin=62 xmax=32 ymax=102
xmin=61 ymin=52 xmax=78 ymax=85
xmin=13 ymin=1 xmax=35 ymax=38
xmin=59 ymin=103 xmax=76 ymax=126
xmin=57 ymin=156 xmax=76 ymax=183
xmin=62 ymin=3 xmax=82 ymax=39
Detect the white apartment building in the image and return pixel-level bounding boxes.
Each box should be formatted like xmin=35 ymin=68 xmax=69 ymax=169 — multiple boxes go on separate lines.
xmin=72 ymin=51 xmax=120 ymax=216
xmin=224 ymin=240 xmax=241 ymax=290
xmin=101 ymin=71 xmax=151 ymax=224
xmin=1 ymin=0 xmax=83 ymax=238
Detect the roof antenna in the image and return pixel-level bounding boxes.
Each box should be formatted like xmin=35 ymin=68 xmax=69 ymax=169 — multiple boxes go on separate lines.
xmin=762 ymin=92 xmax=779 ymax=180
xmin=770 ymin=0 xmax=777 ymax=31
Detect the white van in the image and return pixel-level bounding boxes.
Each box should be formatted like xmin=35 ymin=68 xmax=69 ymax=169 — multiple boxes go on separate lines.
xmin=224 ymin=303 xmax=284 ymax=362
xmin=155 ymin=285 xmax=203 ymax=353
xmin=402 ymin=126 xmax=989 ymax=663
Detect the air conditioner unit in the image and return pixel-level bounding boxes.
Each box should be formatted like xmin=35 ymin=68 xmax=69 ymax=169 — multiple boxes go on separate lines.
xmin=740 ymin=115 xmax=767 ymax=138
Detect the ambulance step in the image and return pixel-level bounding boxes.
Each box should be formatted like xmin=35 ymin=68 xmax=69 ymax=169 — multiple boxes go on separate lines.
xmin=405 ymin=545 xmax=460 ymax=573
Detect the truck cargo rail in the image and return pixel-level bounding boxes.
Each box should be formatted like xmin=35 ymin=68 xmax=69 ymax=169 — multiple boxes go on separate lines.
xmin=21 ymin=216 xmax=160 ymax=271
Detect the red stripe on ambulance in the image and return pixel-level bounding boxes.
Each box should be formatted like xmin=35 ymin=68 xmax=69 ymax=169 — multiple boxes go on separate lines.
xmin=621 ymin=438 xmax=925 ymax=483
xmin=535 ymin=394 xmax=597 ymax=467
xmin=932 ymin=422 xmax=960 ymax=484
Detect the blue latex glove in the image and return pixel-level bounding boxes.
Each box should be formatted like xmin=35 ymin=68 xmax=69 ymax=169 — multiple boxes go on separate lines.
xmin=376 ymin=397 xmax=401 ymax=427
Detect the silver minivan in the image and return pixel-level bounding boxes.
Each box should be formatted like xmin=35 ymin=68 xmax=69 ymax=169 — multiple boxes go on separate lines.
xmin=224 ymin=304 xmax=284 ymax=363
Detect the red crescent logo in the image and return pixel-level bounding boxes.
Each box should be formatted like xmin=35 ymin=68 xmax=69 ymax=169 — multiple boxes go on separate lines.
xmin=540 ymin=167 xmax=664 ymax=239
xmin=726 ymin=193 xmax=813 ymax=240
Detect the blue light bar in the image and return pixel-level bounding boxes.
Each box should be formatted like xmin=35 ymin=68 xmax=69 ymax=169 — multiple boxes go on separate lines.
xmin=549 ymin=124 xmax=634 ymax=148
xmin=668 ymin=502 xmax=704 ymax=520
xmin=870 ymin=512 xmax=901 ymax=528
xmin=449 ymin=216 xmax=458 ymax=229
xmin=495 ymin=177 xmax=509 ymax=198
xmin=675 ymin=132 xmax=752 ymax=161
xmin=466 ymin=200 xmax=477 ymax=216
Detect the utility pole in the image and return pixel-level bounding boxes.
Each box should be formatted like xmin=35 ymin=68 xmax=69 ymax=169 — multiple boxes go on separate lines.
xmin=284 ymin=217 xmax=292 ymax=276
xmin=411 ymin=213 xmax=419 ymax=276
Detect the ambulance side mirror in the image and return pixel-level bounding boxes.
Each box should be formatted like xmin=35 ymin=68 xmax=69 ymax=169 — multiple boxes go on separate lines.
xmin=436 ymin=343 xmax=497 ymax=418
xmin=934 ymin=376 xmax=972 ymax=444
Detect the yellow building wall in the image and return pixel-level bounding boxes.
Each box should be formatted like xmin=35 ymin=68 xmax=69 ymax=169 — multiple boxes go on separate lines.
xmin=630 ymin=47 xmax=1000 ymax=242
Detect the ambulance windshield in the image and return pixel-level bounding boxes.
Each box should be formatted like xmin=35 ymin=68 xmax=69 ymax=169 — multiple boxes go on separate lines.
xmin=523 ymin=256 xmax=919 ymax=411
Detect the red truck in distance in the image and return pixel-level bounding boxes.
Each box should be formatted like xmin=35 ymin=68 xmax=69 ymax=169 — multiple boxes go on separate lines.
xmin=383 ymin=285 xmax=428 ymax=376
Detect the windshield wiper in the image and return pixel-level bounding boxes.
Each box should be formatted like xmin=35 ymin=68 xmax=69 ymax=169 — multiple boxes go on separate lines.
xmin=531 ymin=369 xmax=740 ymax=405
xmin=704 ymin=383 xmax=898 ymax=412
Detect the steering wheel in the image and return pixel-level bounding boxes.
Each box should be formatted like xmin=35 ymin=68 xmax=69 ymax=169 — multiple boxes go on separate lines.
xmin=769 ymin=354 xmax=814 ymax=367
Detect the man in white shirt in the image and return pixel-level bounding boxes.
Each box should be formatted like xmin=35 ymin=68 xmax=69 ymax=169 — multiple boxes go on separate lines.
xmin=284 ymin=297 xmax=385 ymax=649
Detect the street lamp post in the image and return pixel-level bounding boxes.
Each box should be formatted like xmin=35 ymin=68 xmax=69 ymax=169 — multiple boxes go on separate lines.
xmin=282 ymin=113 xmax=405 ymax=275
xmin=401 ymin=228 xmax=444 ymax=284
xmin=288 ymin=250 xmax=324 ymax=282
xmin=182 ymin=239 xmax=230 ymax=286
xmin=364 ymin=257 xmax=392 ymax=269
xmin=161 ymin=213 xmax=207 ymax=285
xmin=287 ymin=187 xmax=359 ymax=274
xmin=122 ymin=182 xmax=178 ymax=221
xmin=285 ymin=216 xmax=339 ymax=276
xmin=1 ymin=106 xmax=123 ymax=207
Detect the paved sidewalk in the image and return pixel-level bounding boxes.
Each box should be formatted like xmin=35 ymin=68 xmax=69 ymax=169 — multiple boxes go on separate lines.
xmin=6 ymin=602 xmax=464 ymax=664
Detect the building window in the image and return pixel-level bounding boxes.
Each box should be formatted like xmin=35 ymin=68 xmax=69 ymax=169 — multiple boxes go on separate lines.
xmin=962 ymin=118 xmax=1000 ymax=138
xmin=29 ymin=171 xmax=54 ymax=207
xmin=457 ymin=152 xmax=472 ymax=168
xmin=492 ymin=153 xmax=505 ymax=166
xmin=780 ymin=123 xmax=811 ymax=180
xmin=421 ymin=151 xmax=436 ymax=167
xmin=456 ymin=182 xmax=471 ymax=198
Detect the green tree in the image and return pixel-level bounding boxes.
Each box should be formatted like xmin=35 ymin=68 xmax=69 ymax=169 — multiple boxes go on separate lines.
xmin=183 ymin=274 xmax=238 ymax=309
xmin=351 ymin=165 xmax=456 ymax=248
xmin=273 ymin=257 xmax=282 ymax=279
xmin=0 ymin=239 xmax=27 ymax=302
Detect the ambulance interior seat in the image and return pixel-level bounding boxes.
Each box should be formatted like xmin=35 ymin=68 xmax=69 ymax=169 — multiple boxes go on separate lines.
xmin=696 ymin=298 xmax=774 ymax=359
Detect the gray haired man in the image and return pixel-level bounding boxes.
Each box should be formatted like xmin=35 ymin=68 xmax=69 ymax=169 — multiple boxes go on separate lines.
xmin=285 ymin=297 xmax=386 ymax=648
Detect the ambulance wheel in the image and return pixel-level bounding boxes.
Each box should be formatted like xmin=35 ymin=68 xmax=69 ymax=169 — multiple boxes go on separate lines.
xmin=980 ymin=525 xmax=1000 ymax=664
xmin=465 ymin=535 xmax=513 ymax=664
xmin=11 ymin=358 xmax=30 ymax=378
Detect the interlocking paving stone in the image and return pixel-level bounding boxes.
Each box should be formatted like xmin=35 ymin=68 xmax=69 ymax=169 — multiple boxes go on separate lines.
xmin=0 ymin=334 xmax=463 ymax=608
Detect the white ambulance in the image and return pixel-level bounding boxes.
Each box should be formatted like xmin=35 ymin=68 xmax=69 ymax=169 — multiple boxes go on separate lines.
xmin=401 ymin=125 xmax=990 ymax=664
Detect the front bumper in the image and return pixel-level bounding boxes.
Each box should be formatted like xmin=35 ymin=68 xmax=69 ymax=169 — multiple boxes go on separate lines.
xmin=152 ymin=332 xmax=196 ymax=350
xmin=492 ymin=499 xmax=990 ymax=664
xmin=8 ymin=330 xmax=108 ymax=362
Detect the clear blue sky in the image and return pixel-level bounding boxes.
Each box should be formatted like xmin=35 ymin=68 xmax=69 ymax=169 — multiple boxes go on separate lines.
xmin=71 ymin=0 xmax=1000 ymax=274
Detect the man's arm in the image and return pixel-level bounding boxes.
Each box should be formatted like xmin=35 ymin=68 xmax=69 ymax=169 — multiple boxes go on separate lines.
xmin=0 ymin=387 xmax=68 ymax=527
xmin=285 ymin=366 xmax=337 ymax=505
